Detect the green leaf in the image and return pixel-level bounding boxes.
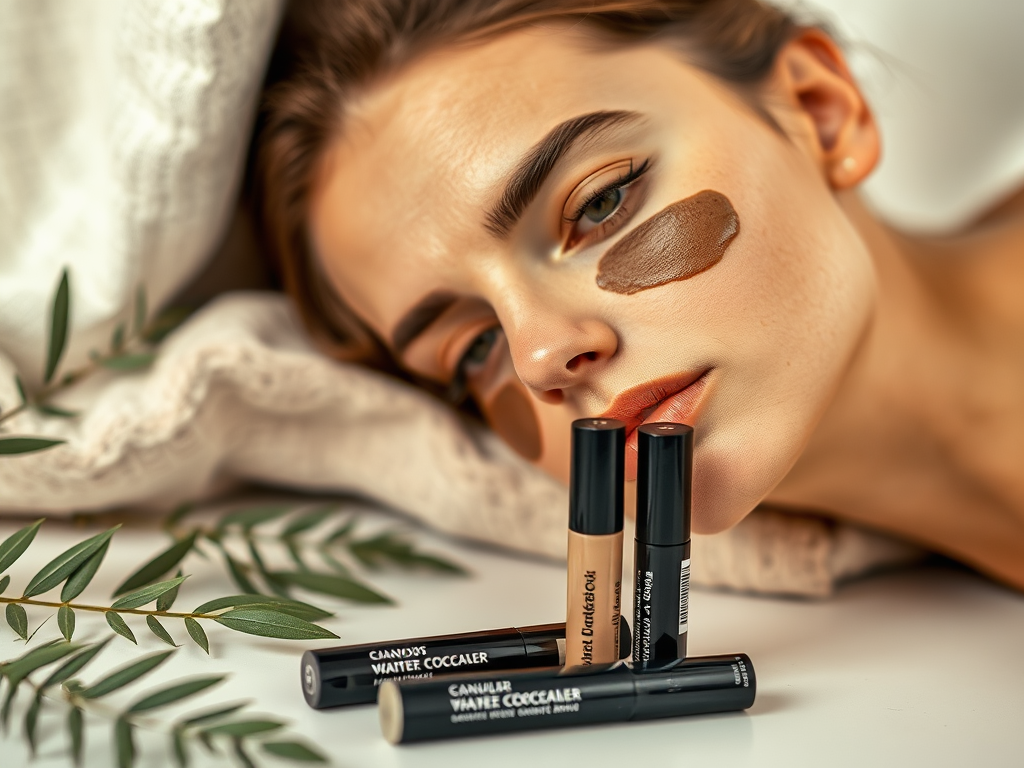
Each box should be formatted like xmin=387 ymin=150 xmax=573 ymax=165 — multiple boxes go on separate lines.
xmin=80 ymin=650 xmax=173 ymax=699
xmin=202 ymin=719 xmax=284 ymax=737
xmin=58 ymin=605 xmax=76 ymax=641
xmin=24 ymin=690 xmax=42 ymax=756
xmin=36 ymin=403 xmax=80 ymax=418
xmin=0 ymin=574 xmax=9 ymax=595
xmin=318 ymin=547 xmax=351 ymax=576
xmin=142 ymin=305 xmax=193 ymax=344
xmin=69 ymin=706 xmax=84 ymax=766
xmin=191 ymin=594 xmax=331 ymax=621
xmin=223 ymin=554 xmax=258 ymax=595
xmin=26 ymin=614 xmax=52 ymax=643
xmin=172 ymin=728 xmax=188 ymax=768
xmin=128 ymin=676 xmax=223 ymax=714
xmin=325 ymin=519 xmax=356 ymax=543
xmin=40 ymin=639 xmax=111 ymax=689
xmin=261 ymin=569 xmax=293 ymax=599
xmin=218 ymin=504 xmax=291 ymax=531
xmin=213 ymin=609 xmax=338 ymax=641
xmin=6 ymin=602 xmax=28 ymax=639
xmin=1 ymin=680 xmax=19 ymax=730
xmin=44 ymin=268 xmax=70 ymax=384
xmin=162 ymin=504 xmax=195 ymax=530
xmin=100 ymin=352 xmax=155 ymax=372
xmin=262 ymin=741 xmax=328 ymax=763
xmin=111 ymin=575 xmax=187 ymax=610
xmin=233 ymin=737 xmax=256 ymax=768
xmin=178 ymin=702 xmax=248 ymax=728
xmin=105 ymin=611 xmax=137 ymax=644
xmin=197 ymin=730 xmax=215 ymax=755
xmin=350 ymin=531 xmax=466 ymax=574
xmin=14 ymin=374 xmax=27 ymax=405
xmin=147 ymin=615 xmax=178 ymax=647
xmin=271 ymin=570 xmax=393 ymax=604
xmin=115 ymin=716 xmax=135 ymax=768
xmin=0 ymin=436 xmax=65 ymax=455
xmin=246 ymin=538 xmax=268 ymax=574
xmin=133 ymin=286 xmax=147 ymax=336
xmin=2 ymin=641 xmax=79 ymax=686
xmin=114 ymin=533 xmax=197 ymax=597
xmin=111 ymin=321 xmax=126 ymax=352
xmin=61 ymin=538 xmax=111 ymax=601
xmin=0 ymin=518 xmax=43 ymax=574
xmin=285 ymin=539 xmax=308 ymax=572
xmin=157 ymin=569 xmax=183 ymax=611
xmin=398 ymin=551 xmax=467 ymax=574
xmin=282 ymin=505 xmax=336 ymax=537
xmin=22 ymin=525 xmax=120 ymax=597
xmin=183 ymin=618 xmax=209 ymax=654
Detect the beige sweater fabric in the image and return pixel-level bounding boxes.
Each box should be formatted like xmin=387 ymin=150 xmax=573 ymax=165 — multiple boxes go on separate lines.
xmin=0 ymin=293 xmax=922 ymax=597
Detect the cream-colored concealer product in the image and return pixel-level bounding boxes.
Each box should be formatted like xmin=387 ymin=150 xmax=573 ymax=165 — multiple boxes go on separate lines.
xmin=566 ymin=418 xmax=626 ymax=667
xmin=596 ymin=189 xmax=739 ymax=295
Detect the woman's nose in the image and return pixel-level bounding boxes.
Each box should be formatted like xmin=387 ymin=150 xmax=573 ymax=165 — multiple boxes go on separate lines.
xmin=508 ymin=316 xmax=618 ymax=402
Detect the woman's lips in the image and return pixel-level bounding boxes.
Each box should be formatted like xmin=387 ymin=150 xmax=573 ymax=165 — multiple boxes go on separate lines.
xmin=600 ymin=370 xmax=710 ymax=482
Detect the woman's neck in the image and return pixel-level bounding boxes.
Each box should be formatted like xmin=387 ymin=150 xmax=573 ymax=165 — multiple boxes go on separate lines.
xmin=766 ymin=192 xmax=1024 ymax=589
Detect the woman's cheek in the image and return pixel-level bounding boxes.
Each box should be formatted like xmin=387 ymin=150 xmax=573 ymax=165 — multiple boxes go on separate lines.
xmin=481 ymin=379 xmax=543 ymax=462
xmin=530 ymin=397 xmax=574 ymax=484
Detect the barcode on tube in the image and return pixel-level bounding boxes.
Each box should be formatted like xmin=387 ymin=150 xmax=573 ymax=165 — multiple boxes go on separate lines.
xmin=679 ymin=558 xmax=691 ymax=634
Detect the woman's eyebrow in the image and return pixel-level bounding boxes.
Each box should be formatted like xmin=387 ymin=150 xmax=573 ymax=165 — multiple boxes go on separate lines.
xmin=485 ymin=110 xmax=644 ymax=239
xmin=391 ymin=290 xmax=458 ymax=355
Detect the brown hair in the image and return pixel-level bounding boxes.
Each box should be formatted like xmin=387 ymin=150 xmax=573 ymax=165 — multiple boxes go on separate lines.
xmin=256 ymin=0 xmax=799 ymax=364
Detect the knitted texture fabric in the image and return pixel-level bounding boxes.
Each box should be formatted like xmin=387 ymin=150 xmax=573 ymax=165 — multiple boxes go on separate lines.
xmin=0 ymin=293 xmax=922 ymax=596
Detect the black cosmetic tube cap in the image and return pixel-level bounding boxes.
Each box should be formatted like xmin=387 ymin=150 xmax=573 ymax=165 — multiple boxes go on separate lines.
xmin=636 ymin=423 xmax=693 ymax=545
xmin=569 ymin=418 xmax=626 ymax=535
xmin=301 ymin=620 xmax=632 ymax=708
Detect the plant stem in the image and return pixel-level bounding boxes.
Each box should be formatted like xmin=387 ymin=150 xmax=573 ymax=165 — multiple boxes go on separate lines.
xmin=0 ymin=596 xmax=219 ymax=620
xmin=0 ymin=334 xmax=153 ymax=429
xmin=0 ymin=363 xmax=95 ymax=427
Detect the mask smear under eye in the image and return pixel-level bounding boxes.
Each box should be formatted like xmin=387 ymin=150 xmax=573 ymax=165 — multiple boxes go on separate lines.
xmin=595 ymin=189 xmax=739 ymax=295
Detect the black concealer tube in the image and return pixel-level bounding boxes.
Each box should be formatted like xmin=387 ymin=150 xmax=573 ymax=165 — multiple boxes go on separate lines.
xmin=566 ymin=418 xmax=626 ymax=667
xmin=633 ymin=423 xmax=693 ymax=665
xmin=301 ymin=621 xmax=631 ymax=708
xmin=379 ymin=653 xmax=755 ymax=744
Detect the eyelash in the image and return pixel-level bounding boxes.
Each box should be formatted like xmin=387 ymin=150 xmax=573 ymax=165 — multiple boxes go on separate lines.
xmin=568 ymin=158 xmax=651 ymax=223
xmin=448 ymin=326 xmax=502 ymax=404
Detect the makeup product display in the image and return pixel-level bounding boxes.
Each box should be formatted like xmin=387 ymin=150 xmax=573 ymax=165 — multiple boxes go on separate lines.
xmin=566 ymin=418 xmax=626 ymax=667
xmin=301 ymin=621 xmax=632 ymax=708
xmin=378 ymin=653 xmax=755 ymax=744
xmin=633 ymin=423 xmax=693 ymax=665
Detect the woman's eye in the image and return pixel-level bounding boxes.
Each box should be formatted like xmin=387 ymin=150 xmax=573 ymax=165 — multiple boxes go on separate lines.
xmin=583 ymin=187 xmax=623 ymax=224
xmin=562 ymin=158 xmax=651 ymax=252
xmin=459 ymin=327 xmax=499 ymax=373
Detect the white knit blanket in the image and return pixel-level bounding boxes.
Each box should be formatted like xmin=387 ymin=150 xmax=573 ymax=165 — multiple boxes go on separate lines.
xmin=0 ymin=292 xmax=921 ymax=597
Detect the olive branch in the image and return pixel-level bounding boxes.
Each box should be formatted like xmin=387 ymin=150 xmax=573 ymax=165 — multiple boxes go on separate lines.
xmin=1 ymin=502 xmax=465 ymax=766
xmin=0 ymin=267 xmax=192 ymax=455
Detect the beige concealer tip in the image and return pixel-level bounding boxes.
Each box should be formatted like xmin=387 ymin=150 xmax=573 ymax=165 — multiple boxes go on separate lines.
xmin=378 ymin=681 xmax=404 ymax=745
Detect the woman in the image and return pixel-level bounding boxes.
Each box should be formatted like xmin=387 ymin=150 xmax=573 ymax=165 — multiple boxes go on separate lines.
xmin=257 ymin=0 xmax=1024 ymax=590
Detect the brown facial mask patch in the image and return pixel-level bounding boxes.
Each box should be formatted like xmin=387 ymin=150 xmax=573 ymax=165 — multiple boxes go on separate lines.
xmin=596 ymin=189 xmax=739 ymax=295
xmin=485 ymin=382 xmax=542 ymax=461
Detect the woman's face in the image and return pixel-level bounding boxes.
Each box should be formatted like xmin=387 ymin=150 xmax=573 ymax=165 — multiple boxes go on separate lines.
xmin=308 ymin=26 xmax=876 ymax=533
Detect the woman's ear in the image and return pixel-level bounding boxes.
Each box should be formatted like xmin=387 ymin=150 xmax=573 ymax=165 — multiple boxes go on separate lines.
xmin=770 ymin=29 xmax=880 ymax=190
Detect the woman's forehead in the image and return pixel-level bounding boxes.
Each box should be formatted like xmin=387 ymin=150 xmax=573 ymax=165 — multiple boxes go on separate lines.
xmin=307 ymin=26 xmax=708 ymax=336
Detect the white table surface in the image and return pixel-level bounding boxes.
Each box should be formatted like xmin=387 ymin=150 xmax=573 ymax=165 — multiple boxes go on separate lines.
xmin=2 ymin=500 xmax=1023 ymax=768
